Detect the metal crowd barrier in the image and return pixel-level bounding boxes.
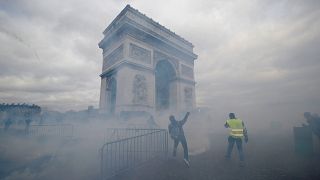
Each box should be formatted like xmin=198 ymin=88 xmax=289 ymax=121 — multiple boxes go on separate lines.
xmin=103 ymin=128 xmax=159 ymax=142
xmin=101 ymin=128 xmax=168 ymax=180
xmin=28 ymin=124 xmax=74 ymax=137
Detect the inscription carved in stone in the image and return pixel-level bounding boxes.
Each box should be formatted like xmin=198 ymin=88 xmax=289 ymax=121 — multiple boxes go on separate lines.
xmin=181 ymin=64 xmax=193 ymax=78
xmin=103 ymin=45 xmax=124 ymax=70
xmin=129 ymin=43 xmax=151 ymax=64
xmin=132 ymin=74 xmax=148 ymax=104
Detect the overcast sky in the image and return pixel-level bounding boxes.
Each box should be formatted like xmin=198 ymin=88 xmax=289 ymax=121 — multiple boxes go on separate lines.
xmin=0 ymin=0 xmax=319 ymax=125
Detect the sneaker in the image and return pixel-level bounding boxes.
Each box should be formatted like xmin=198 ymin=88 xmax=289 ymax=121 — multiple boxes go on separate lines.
xmin=183 ymin=158 xmax=190 ymax=168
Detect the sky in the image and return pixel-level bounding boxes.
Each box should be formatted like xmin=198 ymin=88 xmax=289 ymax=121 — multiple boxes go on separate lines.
xmin=0 ymin=0 xmax=319 ymax=125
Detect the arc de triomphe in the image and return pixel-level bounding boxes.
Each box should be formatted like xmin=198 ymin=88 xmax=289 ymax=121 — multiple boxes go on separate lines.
xmin=99 ymin=5 xmax=197 ymax=117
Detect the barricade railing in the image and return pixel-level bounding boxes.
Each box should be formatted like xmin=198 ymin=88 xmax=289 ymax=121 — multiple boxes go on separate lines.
xmin=101 ymin=128 xmax=168 ymax=180
xmin=28 ymin=124 xmax=74 ymax=137
xmin=103 ymin=128 xmax=158 ymax=143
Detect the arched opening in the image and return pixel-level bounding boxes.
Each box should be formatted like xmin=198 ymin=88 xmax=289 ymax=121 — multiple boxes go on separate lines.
xmin=155 ymin=60 xmax=176 ymax=111
xmin=106 ymin=78 xmax=117 ymax=114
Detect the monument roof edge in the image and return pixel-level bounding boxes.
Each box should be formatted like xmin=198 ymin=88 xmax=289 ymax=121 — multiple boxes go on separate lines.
xmin=103 ymin=5 xmax=194 ymax=48
xmin=103 ymin=5 xmax=131 ymax=35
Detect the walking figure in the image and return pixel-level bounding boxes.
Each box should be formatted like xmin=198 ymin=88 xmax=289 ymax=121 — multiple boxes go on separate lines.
xmin=224 ymin=113 xmax=248 ymax=166
xmin=168 ymin=112 xmax=190 ymax=167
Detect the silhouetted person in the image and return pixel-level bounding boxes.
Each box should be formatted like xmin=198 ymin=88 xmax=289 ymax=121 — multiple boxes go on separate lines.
xmin=168 ymin=112 xmax=190 ymax=167
xmin=4 ymin=118 xmax=12 ymax=131
xmin=147 ymin=115 xmax=158 ymax=128
xmin=25 ymin=118 xmax=32 ymax=134
xmin=303 ymin=112 xmax=320 ymax=144
xmin=224 ymin=113 xmax=248 ymax=166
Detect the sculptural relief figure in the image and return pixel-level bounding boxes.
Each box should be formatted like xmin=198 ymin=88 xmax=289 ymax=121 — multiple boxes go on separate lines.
xmin=132 ymin=74 xmax=148 ymax=104
xmin=129 ymin=43 xmax=151 ymax=64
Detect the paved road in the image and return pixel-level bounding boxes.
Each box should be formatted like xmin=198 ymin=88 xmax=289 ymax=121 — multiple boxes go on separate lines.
xmin=114 ymin=132 xmax=320 ymax=180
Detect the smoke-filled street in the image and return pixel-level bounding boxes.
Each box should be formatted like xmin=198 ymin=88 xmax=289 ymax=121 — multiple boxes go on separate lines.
xmin=1 ymin=0 xmax=320 ymax=180
xmin=1 ymin=124 xmax=320 ymax=180
xmin=115 ymin=132 xmax=320 ymax=180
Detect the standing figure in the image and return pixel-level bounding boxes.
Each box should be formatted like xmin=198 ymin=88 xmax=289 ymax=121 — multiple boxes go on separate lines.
xmin=224 ymin=113 xmax=248 ymax=166
xmin=25 ymin=118 xmax=32 ymax=134
xmin=168 ymin=112 xmax=190 ymax=167
xmin=4 ymin=118 xmax=12 ymax=131
xmin=24 ymin=112 xmax=32 ymax=134
xmin=303 ymin=112 xmax=320 ymax=144
xmin=147 ymin=115 xmax=158 ymax=129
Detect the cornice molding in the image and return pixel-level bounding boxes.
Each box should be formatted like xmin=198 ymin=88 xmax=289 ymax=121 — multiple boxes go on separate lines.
xmin=100 ymin=60 xmax=154 ymax=78
xmin=103 ymin=5 xmax=193 ymax=49
xmin=99 ymin=23 xmax=197 ymax=61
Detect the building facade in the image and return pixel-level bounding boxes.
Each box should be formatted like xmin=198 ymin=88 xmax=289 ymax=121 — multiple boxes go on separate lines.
xmin=99 ymin=5 xmax=197 ymax=116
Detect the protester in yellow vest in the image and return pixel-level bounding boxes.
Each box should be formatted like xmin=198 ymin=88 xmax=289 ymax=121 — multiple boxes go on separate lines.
xmin=224 ymin=113 xmax=248 ymax=166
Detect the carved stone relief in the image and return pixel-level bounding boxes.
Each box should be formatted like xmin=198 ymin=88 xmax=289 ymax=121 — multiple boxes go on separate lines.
xmin=129 ymin=43 xmax=151 ymax=64
xmin=103 ymin=44 xmax=124 ymax=70
xmin=132 ymin=74 xmax=148 ymax=104
xmin=184 ymin=87 xmax=193 ymax=108
xmin=181 ymin=64 xmax=194 ymax=78
xmin=105 ymin=76 xmax=115 ymax=91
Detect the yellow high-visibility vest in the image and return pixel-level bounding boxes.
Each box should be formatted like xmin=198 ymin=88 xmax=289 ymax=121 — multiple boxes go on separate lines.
xmin=226 ymin=119 xmax=244 ymax=138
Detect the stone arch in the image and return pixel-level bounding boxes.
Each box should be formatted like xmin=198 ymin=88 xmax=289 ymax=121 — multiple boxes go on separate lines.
xmin=155 ymin=60 xmax=177 ymax=111
xmin=153 ymin=52 xmax=179 ymax=75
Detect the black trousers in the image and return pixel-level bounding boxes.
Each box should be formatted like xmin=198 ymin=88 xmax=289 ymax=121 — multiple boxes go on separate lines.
xmin=173 ymin=135 xmax=189 ymax=160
